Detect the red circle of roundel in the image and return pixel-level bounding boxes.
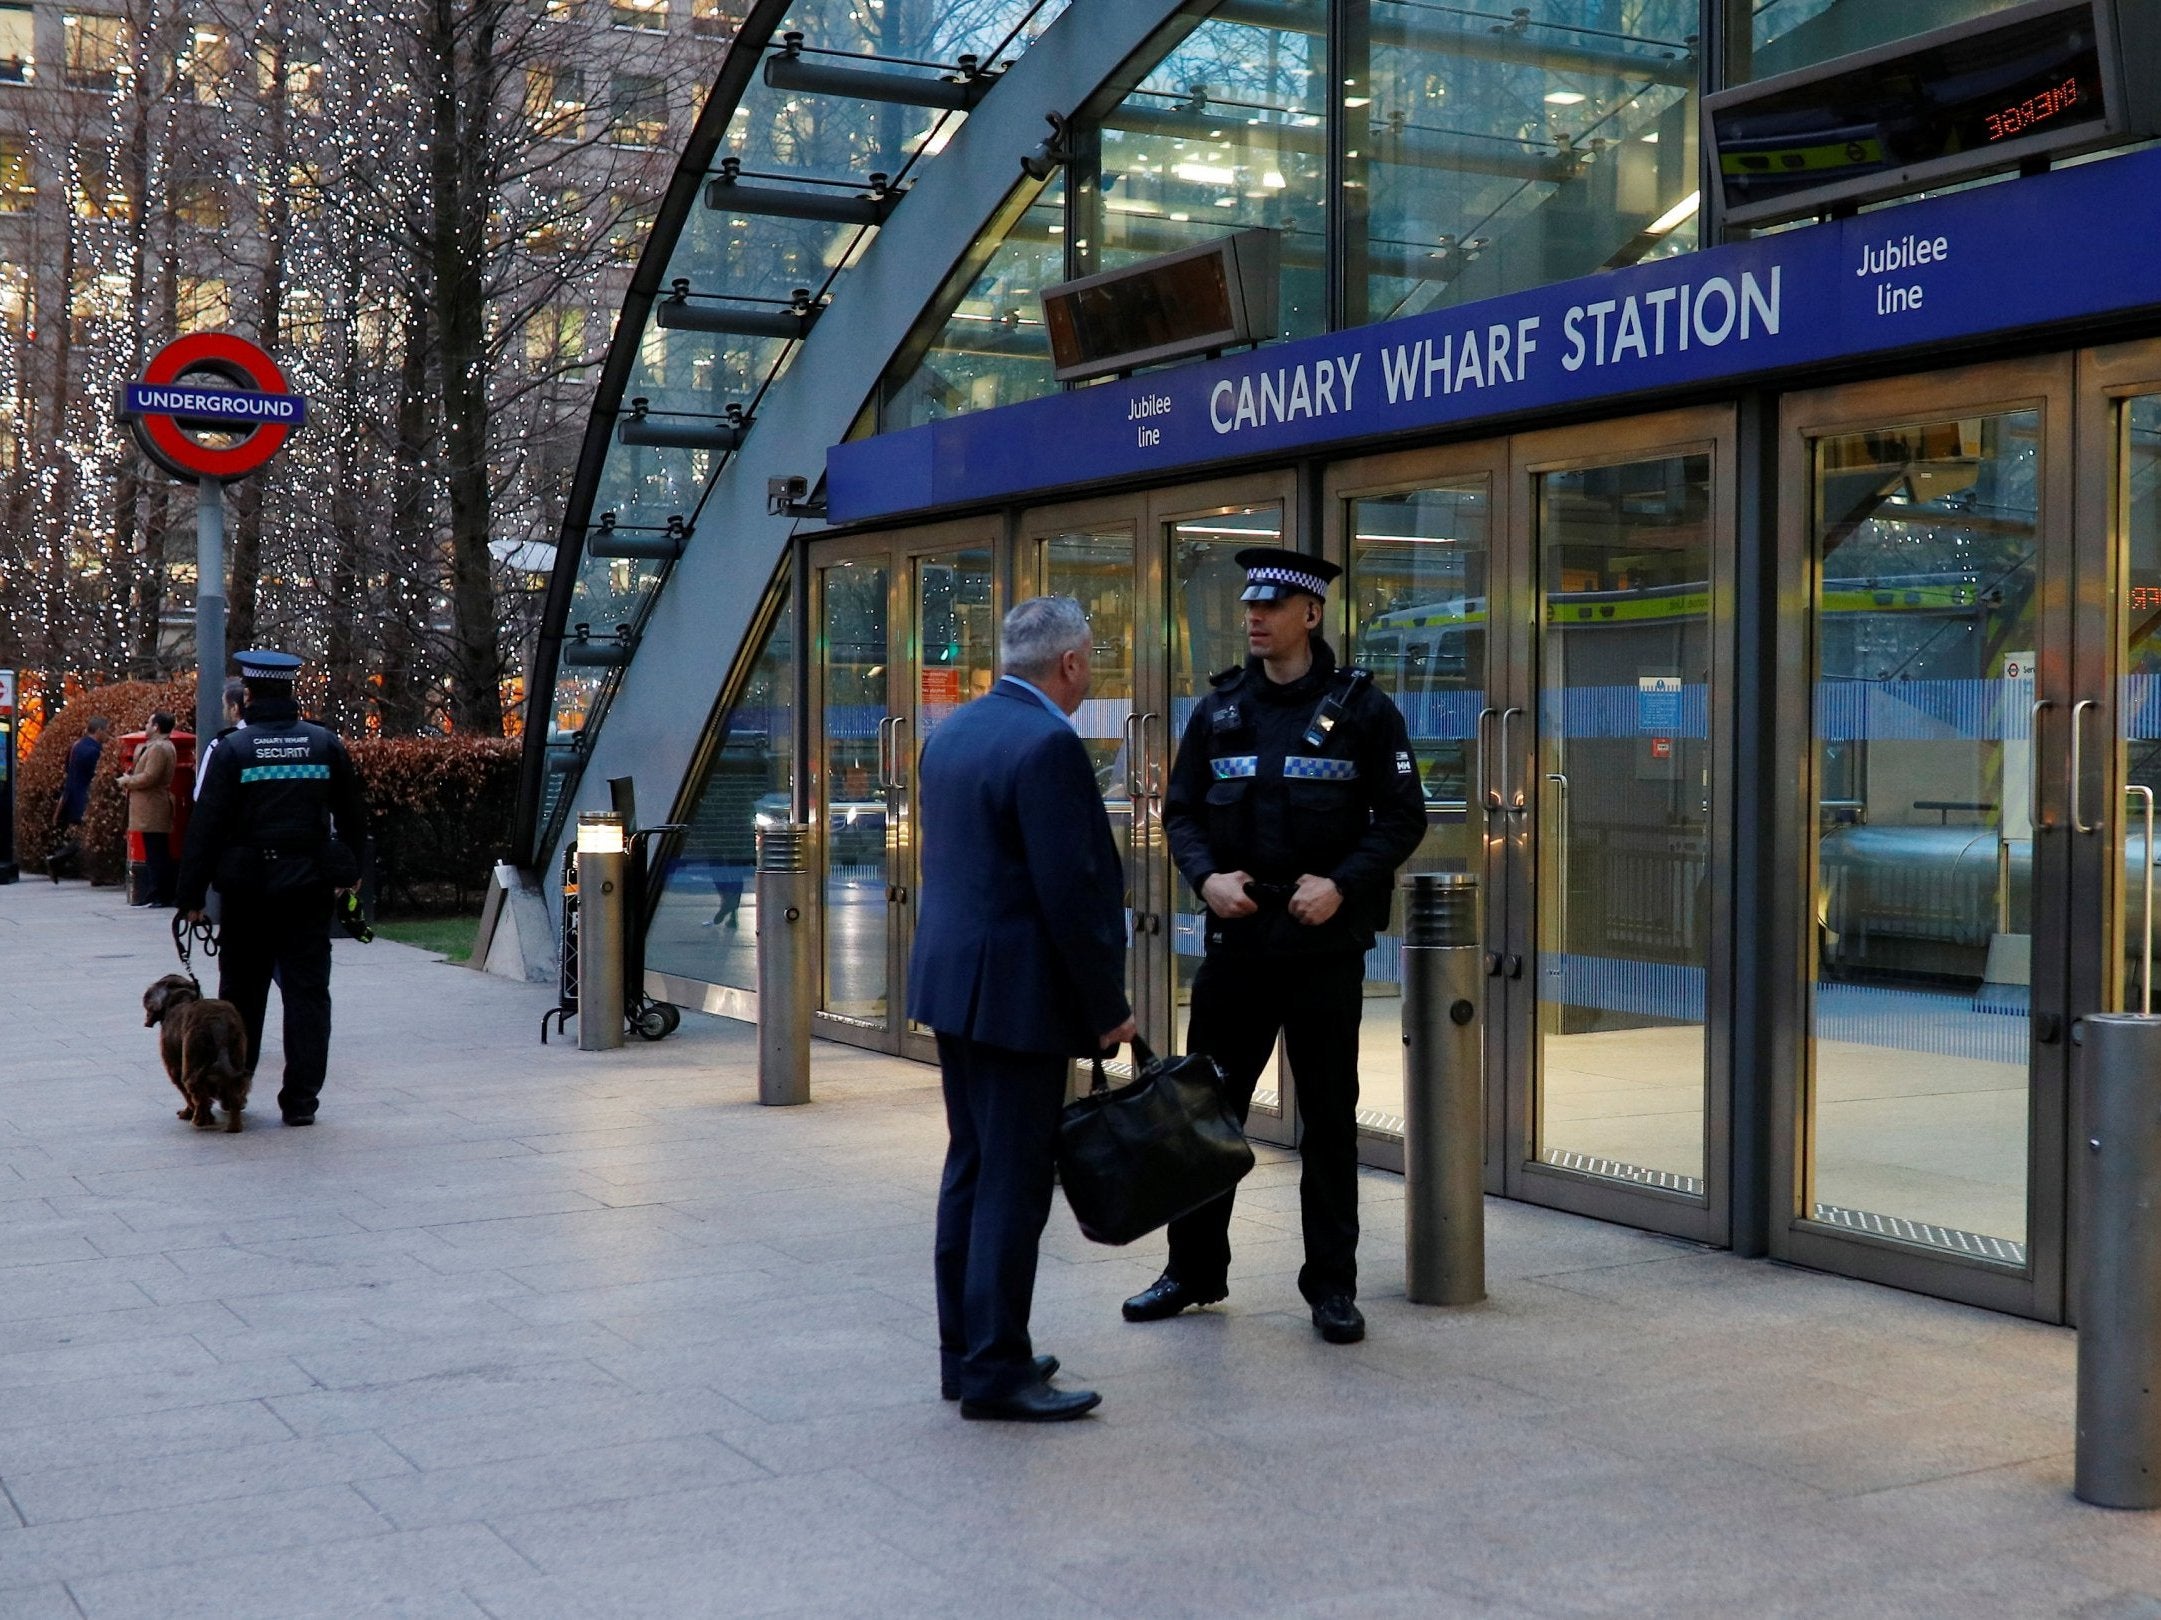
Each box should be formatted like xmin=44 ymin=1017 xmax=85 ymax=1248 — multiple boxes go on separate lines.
xmin=136 ymin=332 xmax=294 ymax=480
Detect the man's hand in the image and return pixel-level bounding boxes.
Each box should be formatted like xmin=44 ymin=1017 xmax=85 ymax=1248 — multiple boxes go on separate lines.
xmin=1202 ymin=871 xmax=1258 ymax=918
xmin=183 ymin=909 xmax=206 ymax=924
xmin=1289 ymin=874 xmax=1342 ymax=926
xmin=1099 ymin=1016 xmax=1138 ymax=1050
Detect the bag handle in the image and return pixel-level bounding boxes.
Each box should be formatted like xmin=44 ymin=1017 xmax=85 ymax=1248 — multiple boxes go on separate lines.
xmin=1087 ymin=1034 xmax=1157 ymax=1095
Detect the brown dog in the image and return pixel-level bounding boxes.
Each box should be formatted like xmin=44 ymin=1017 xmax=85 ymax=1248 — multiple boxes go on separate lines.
xmin=142 ymin=975 xmax=250 ymax=1132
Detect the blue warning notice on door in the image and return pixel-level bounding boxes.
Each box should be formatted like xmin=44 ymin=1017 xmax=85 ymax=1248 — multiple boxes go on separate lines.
xmin=1637 ymin=676 xmax=1681 ymax=733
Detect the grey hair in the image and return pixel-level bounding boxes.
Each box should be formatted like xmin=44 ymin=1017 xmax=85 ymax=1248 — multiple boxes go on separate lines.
xmin=1001 ymin=596 xmax=1091 ymax=681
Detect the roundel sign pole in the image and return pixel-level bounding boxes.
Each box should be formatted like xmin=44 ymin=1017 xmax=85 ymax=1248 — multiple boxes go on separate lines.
xmin=117 ymin=333 xmax=307 ymax=748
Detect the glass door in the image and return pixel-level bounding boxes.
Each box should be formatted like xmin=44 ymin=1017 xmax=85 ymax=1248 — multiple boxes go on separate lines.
xmin=1504 ymin=412 xmax=1734 ymax=1242
xmin=1026 ymin=474 xmax=1299 ymax=1142
xmin=1772 ymin=358 xmax=2074 ymax=1318
xmin=1329 ymin=444 xmax=1510 ymax=1180
xmin=809 ymin=519 xmax=1000 ymax=1055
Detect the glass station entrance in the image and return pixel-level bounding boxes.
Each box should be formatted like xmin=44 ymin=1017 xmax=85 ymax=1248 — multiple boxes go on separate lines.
xmin=763 ymin=342 xmax=2161 ymax=1320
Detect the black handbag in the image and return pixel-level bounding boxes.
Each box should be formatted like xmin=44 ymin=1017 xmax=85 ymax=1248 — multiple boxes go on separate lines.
xmin=1057 ymin=1037 xmax=1255 ymax=1246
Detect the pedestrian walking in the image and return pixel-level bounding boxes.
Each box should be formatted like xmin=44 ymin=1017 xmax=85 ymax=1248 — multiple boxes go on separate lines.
xmin=1124 ymin=549 xmax=1425 ymax=1345
xmin=908 ymin=596 xmax=1135 ymax=1422
xmin=118 ymin=711 xmax=179 ymax=907
xmin=57 ymin=716 xmax=106 ymax=830
xmin=176 ymin=651 xmax=368 ymax=1127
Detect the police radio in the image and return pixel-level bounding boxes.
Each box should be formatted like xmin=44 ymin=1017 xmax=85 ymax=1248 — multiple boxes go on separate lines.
xmin=1303 ymin=669 xmax=1370 ymax=750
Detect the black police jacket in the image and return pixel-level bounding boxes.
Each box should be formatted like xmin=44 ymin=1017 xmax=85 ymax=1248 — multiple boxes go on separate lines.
xmin=1164 ymin=638 xmax=1426 ymax=956
xmin=176 ymin=697 xmax=368 ymax=912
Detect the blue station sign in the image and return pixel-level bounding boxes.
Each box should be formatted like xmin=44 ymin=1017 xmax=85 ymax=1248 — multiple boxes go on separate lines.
xmin=121 ymin=382 xmax=308 ymax=428
xmin=828 ymin=142 xmax=2161 ymax=524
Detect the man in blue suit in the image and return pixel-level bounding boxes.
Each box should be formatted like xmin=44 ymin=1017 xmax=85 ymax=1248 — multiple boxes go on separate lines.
xmin=909 ymin=596 xmax=1135 ymax=1422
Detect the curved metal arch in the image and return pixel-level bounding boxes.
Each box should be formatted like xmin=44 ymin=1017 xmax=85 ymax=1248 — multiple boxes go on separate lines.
xmin=524 ymin=0 xmax=1196 ymax=882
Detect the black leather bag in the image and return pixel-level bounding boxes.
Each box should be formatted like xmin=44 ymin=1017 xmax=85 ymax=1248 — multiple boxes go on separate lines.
xmin=1058 ymin=1037 xmax=1254 ymax=1246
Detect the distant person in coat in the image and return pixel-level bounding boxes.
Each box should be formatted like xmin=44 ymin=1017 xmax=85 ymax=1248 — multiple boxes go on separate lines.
xmin=907 ymin=596 xmax=1135 ymax=1423
xmin=57 ymin=717 xmax=106 ymax=829
xmin=118 ymin=711 xmax=179 ymax=907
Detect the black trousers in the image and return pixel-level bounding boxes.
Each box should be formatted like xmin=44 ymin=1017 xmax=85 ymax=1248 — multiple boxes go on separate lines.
xmin=141 ymin=835 xmax=177 ymax=906
xmin=1166 ymin=948 xmax=1366 ymax=1304
xmin=933 ymin=1033 xmax=1068 ymax=1401
xmin=218 ymin=892 xmax=335 ymax=1119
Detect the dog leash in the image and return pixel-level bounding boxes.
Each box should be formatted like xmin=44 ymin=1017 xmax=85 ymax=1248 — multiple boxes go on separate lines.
xmin=170 ymin=912 xmax=219 ymax=992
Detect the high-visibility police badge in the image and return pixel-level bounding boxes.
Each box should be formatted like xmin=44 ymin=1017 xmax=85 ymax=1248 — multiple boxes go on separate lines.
xmin=1395 ymin=750 xmax=1414 ymax=775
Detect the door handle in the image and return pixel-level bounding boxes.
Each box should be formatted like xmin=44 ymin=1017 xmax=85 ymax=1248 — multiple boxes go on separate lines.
xmin=873 ymin=715 xmax=889 ymax=791
xmin=1475 ymin=705 xmax=1499 ymax=812
xmin=1499 ymin=707 xmax=1526 ymax=813
xmin=2030 ymin=699 xmax=2053 ymax=831
xmin=2071 ymin=698 xmax=2099 ymax=835
xmin=1140 ymin=712 xmax=1164 ymax=798
xmin=2133 ymin=784 xmax=2155 ymax=1016
xmin=1545 ymin=772 xmax=1569 ymax=976
xmin=889 ymin=715 xmax=910 ymax=791
xmin=1121 ymin=711 xmax=1143 ymax=799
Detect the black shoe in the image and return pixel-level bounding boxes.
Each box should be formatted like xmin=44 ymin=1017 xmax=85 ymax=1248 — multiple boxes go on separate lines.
xmin=959 ymin=1382 xmax=1100 ymax=1423
xmin=1122 ymin=1272 xmax=1226 ymax=1323
xmin=1312 ymin=1295 xmax=1364 ymax=1344
xmin=944 ymin=1354 xmax=1058 ymax=1402
xmin=281 ymin=1112 xmax=315 ymax=1127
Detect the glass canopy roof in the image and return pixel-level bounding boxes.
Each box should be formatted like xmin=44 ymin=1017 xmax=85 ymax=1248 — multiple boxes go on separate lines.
xmin=535 ymin=0 xmax=1070 ymax=852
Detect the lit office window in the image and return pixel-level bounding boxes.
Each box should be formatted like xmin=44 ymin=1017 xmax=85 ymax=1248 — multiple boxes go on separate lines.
xmin=176 ymin=24 xmax=235 ymax=105
xmin=526 ymin=61 xmax=586 ymax=138
xmin=690 ymin=0 xmax=736 ymax=40
xmin=175 ymin=178 xmax=227 ymax=230
xmin=256 ymin=37 xmax=323 ymax=114
xmin=0 ymin=263 xmax=33 ymax=339
xmin=611 ymin=0 xmax=666 ymax=31
xmin=71 ymin=155 xmax=131 ymax=220
xmin=0 ymin=4 xmax=31 ymax=84
xmin=607 ymin=71 xmax=667 ymax=147
xmin=69 ymin=269 xmax=128 ymax=341
xmin=63 ymin=13 xmax=126 ymax=92
xmin=0 ymin=135 xmax=32 ymax=213
xmin=176 ymin=275 xmax=231 ymax=331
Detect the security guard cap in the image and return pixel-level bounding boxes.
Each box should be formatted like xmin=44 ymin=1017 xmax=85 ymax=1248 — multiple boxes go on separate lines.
xmin=233 ymin=649 xmax=302 ymax=683
xmin=1235 ymin=548 xmax=1341 ymax=603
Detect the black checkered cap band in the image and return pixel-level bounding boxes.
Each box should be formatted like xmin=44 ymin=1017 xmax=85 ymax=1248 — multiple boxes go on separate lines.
xmin=1246 ymin=564 xmax=1330 ymax=598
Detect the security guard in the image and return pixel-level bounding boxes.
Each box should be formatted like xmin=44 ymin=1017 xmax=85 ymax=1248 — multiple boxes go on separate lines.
xmin=1124 ymin=549 xmax=1425 ymax=1344
xmin=176 ymin=650 xmax=368 ymax=1126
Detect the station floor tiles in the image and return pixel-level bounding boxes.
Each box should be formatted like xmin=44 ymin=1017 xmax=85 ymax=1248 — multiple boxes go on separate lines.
xmin=0 ymin=878 xmax=2146 ymax=1618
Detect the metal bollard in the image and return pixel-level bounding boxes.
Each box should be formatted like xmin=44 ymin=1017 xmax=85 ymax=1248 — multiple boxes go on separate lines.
xmin=2076 ymin=1013 xmax=2161 ymax=1508
xmin=575 ymin=811 xmax=628 ymax=1052
xmin=755 ymin=823 xmax=816 ymax=1105
xmin=1401 ymin=871 xmax=1485 ymax=1306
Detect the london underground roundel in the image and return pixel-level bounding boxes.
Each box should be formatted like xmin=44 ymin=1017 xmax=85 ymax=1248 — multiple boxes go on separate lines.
xmin=119 ymin=332 xmax=308 ymax=481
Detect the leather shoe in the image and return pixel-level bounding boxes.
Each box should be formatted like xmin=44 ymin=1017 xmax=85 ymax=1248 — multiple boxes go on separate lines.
xmin=1122 ymin=1272 xmax=1226 ymax=1322
xmin=943 ymin=1354 xmax=1058 ymax=1401
xmin=959 ymin=1381 xmax=1100 ymax=1423
xmin=1312 ymin=1295 xmax=1364 ymax=1344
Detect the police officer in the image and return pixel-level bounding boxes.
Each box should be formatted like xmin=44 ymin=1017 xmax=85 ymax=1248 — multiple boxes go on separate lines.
xmin=176 ymin=650 xmax=368 ymax=1126
xmin=1123 ymin=549 xmax=1425 ymax=1344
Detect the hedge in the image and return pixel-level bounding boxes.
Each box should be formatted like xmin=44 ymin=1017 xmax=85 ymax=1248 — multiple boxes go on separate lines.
xmin=19 ymin=681 xmax=519 ymax=913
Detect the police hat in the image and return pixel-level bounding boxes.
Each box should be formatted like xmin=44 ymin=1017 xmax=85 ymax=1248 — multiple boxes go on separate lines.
xmin=233 ymin=649 xmax=302 ymax=683
xmin=1235 ymin=547 xmax=1341 ymax=603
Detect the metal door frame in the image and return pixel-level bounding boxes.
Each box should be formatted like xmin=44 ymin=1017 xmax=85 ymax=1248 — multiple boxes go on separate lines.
xmin=2069 ymin=336 xmax=2161 ymax=1325
xmin=1502 ymin=405 xmax=1738 ymax=1245
xmin=1321 ymin=438 xmax=1515 ymax=1190
xmin=1768 ymin=355 xmax=2076 ymax=1320
xmin=806 ymin=516 xmax=1000 ymax=1056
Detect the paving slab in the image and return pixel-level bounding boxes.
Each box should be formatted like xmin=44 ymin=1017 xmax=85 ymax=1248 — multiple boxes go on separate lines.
xmin=0 ymin=877 xmax=2148 ymax=1617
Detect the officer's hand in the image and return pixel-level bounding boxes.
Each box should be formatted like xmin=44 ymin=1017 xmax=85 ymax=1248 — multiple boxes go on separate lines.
xmin=1289 ymin=874 xmax=1342 ymax=925
xmin=1202 ymin=871 xmax=1258 ymax=918
xmin=184 ymin=909 xmax=206 ymax=924
xmin=1099 ymin=1016 xmax=1138 ymax=1050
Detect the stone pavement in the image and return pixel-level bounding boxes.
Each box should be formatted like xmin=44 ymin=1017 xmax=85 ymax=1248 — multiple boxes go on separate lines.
xmin=0 ymin=879 xmax=2150 ymax=1619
